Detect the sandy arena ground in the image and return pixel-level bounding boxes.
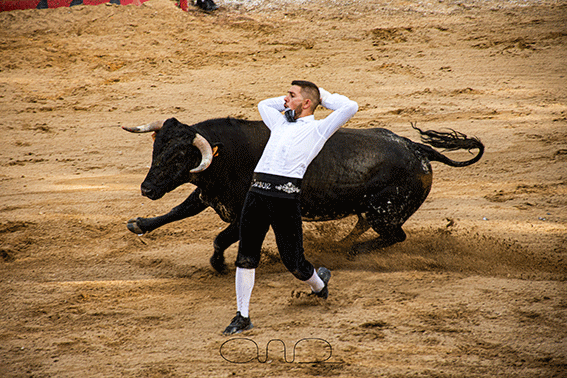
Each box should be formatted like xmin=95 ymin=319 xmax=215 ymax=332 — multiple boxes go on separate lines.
xmin=1 ymin=0 xmax=566 ymax=376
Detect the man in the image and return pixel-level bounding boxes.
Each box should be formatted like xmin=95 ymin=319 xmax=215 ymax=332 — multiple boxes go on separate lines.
xmin=223 ymin=80 xmax=358 ymax=335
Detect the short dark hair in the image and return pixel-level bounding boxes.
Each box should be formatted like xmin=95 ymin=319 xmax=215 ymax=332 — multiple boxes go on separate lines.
xmin=292 ymin=80 xmax=320 ymax=111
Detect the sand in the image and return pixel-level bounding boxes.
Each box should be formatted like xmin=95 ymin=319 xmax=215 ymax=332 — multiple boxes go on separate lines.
xmin=1 ymin=0 xmax=566 ymax=376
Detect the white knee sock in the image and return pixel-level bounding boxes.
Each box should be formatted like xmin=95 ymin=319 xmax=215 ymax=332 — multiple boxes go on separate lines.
xmin=235 ymin=267 xmax=255 ymax=318
xmin=305 ymin=268 xmax=325 ymax=293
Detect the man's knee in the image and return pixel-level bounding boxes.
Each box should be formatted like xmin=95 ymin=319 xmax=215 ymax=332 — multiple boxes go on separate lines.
xmin=235 ymin=254 xmax=260 ymax=270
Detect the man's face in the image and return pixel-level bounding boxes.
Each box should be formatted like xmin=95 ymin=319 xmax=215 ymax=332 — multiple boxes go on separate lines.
xmin=284 ymin=85 xmax=306 ymax=118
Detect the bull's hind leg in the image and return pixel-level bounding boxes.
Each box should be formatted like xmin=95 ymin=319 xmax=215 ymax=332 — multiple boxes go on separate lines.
xmin=339 ymin=214 xmax=371 ymax=246
xmin=352 ymin=186 xmax=411 ymax=254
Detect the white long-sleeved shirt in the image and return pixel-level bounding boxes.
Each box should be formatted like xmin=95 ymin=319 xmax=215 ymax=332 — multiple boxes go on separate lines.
xmin=255 ymin=90 xmax=358 ymax=179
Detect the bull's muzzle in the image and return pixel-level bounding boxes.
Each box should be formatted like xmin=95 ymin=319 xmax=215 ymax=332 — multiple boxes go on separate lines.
xmin=140 ymin=182 xmax=159 ymax=200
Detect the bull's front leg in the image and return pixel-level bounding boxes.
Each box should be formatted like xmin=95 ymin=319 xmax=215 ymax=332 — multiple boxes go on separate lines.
xmin=127 ymin=188 xmax=208 ymax=234
xmin=210 ymin=219 xmax=240 ymax=274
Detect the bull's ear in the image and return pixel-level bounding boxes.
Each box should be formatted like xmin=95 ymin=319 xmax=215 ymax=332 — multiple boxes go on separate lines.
xmin=212 ymin=142 xmax=224 ymax=157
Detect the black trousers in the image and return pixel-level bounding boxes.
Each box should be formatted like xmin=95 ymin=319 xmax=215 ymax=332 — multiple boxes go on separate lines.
xmin=235 ymin=191 xmax=314 ymax=281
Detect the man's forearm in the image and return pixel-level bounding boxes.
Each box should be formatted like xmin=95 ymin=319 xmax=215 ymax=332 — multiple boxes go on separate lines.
xmin=258 ymin=96 xmax=286 ymax=128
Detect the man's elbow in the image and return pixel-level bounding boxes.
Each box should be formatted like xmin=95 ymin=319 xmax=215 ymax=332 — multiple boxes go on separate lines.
xmin=348 ymin=100 xmax=359 ymax=116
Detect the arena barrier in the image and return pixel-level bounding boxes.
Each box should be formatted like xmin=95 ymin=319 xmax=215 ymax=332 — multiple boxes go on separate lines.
xmin=0 ymin=0 xmax=192 ymax=12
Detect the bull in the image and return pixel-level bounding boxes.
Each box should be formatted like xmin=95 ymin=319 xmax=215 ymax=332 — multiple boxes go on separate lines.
xmin=122 ymin=117 xmax=483 ymax=273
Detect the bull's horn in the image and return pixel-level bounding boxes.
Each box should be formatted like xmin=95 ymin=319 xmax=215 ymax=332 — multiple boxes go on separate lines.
xmin=190 ymin=133 xmax=214 ymax=173
xmin=122 ymin=120 xmax=165 ymax=133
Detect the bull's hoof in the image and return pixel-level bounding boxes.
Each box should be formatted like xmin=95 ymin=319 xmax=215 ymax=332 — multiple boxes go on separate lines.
xmin=127 ymin=218 xmax=145 ymax=235
xmin=210 ymin=255 xmax=227 ymax=274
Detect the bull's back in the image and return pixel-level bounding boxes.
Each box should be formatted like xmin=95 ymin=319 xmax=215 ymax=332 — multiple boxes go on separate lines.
xmin=300 ymin=127 xmax=432 ymax=220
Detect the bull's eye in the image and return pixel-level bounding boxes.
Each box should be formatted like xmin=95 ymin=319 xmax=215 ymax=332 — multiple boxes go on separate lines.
xmin=151 ymin=145 xmax=186 ymax=178
xmin=156 ymin=141 xmax=187 ymax=165
xmin=161 ymin=150 xmax=184 ymax=166
xmin=148 ymin=139 xmax=196 ymax=186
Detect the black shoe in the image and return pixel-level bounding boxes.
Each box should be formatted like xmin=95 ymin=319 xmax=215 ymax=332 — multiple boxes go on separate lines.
xmin=195 ymin=0 xmax=218 ymax=11
xmin=223 ymin=312 xmax=253 ymax=335
xmin=310 ymin=267 xmax=331 ymax=299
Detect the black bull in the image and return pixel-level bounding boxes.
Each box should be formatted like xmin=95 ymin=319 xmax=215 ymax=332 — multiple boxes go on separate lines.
xmin=123 ymin=117 xmax=484 ymax=273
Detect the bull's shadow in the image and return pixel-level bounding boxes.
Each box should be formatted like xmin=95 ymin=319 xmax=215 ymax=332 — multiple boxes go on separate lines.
xmin=122 ymin=117 xmax=483 ymax=273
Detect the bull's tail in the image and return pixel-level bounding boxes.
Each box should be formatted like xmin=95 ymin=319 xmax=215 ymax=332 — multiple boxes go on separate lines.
xmin=411 ymin=123 xmax=484 ymax=167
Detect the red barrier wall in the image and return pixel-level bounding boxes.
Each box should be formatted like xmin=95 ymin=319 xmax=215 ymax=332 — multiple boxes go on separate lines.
xmin=1 ymin=0 xmax=150 ymax=12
